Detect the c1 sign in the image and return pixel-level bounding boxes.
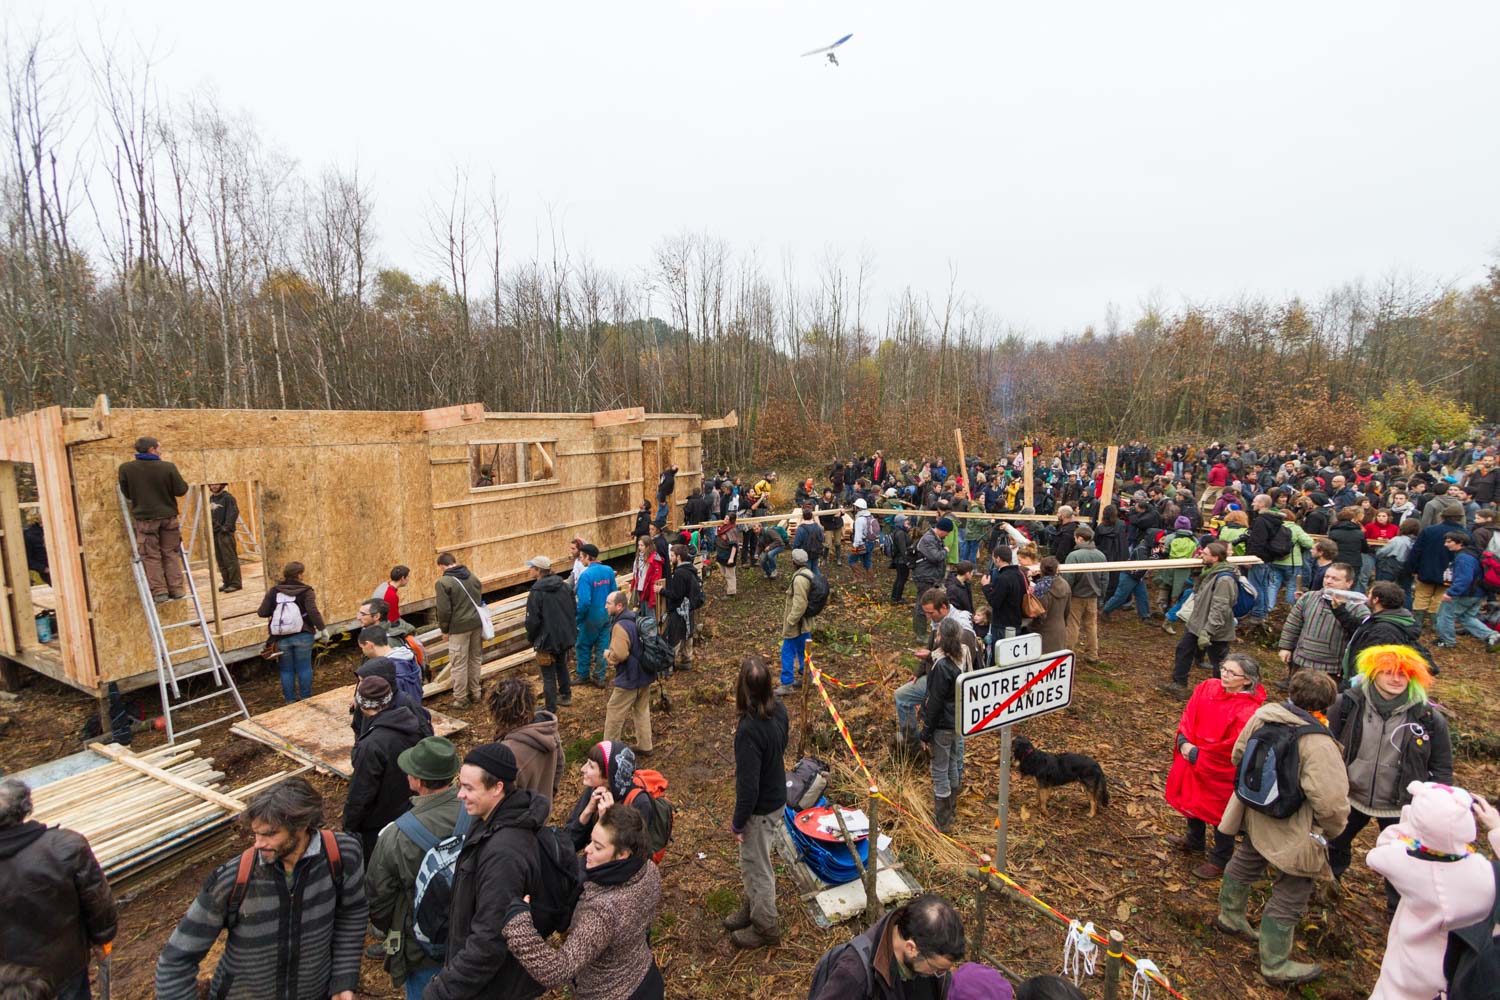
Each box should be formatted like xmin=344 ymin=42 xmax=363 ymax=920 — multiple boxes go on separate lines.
xmin=959 ymin=651 xmax=1075 ymax=737
xmin=993 ymin=632 xmax=1042 ymax=666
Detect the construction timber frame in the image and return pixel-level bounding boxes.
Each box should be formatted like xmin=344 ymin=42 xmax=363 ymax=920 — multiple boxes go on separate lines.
xmin=0 ymin=398 xmax=718 ymax=699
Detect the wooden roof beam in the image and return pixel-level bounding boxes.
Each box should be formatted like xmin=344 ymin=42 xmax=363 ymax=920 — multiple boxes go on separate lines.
xmin=592 ymin=407 xmax=645 ymax=428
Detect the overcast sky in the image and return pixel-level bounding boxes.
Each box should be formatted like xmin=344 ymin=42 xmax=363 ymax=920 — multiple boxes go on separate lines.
xmin=13 ymin=0 xmax=1500 ymax=336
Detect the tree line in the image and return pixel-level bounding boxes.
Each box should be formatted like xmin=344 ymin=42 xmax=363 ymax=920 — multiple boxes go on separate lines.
xmin=3 ymin=34 xmax=1495 ymax=469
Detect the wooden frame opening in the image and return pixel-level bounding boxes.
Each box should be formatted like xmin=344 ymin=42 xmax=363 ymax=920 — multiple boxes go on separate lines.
xmin=469 ymin=440 xmax=558 ymax=491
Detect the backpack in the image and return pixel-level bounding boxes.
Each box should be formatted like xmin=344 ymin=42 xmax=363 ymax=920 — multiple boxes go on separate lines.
xmin=1234 ymin=708 xmax=1331 ymax=818
xmin=1265 ymin=523 xmax=1294 ymax=560
xmin=1232 ymin=573 xmax=1259 ymax=619
xmin=880 ymin=531 xmax=894 ymax=558
xmin=624 ymin=769 xmax=675 ymax=864
xmin=1478 ymin=548 xmax=1500 ymax=596
xmin=398 ymin=808 xmax=472 ymax=957
xmin=785 ymin=756 xmax=830 ymax=811
xmin=802 ymin=524 xmax=825 ymax=557
xmin=269 ymin=591 xmax=304 ymax=636
xmin=1444 ymin=861 xmax=1500 ymax=999
xmin=531 ymin=826 xmax=586 ymax=936
xmin=225 ymin=829 xmax=342 ymax=930
xmin=1167 ymin=532 xmax=1198 ymax=560
xmin=801 ymin=569 xmax=831 ymax=619
xmin=807 ymin=935 xmax=875 ymax=1000
xmin=633 ymin=612 xmax=677 ymax=679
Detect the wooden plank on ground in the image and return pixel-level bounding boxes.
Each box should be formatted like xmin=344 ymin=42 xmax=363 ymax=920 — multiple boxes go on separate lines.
xmin=592 ymin=407 xmax=645 ymax=428
xmin=420 ymin=403 xmax=485 ymax=431
xmin=231 ymin=687 xmax=468 ymax=779
xmin=88 ymin=742 xmax=247 ymax=812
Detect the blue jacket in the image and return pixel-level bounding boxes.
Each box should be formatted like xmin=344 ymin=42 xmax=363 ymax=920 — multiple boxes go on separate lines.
xmin=1448 ymin=548 xmax=1484 ymax=599
xmin=575 ymin=562 xmax=616 ymax=625
xmin=792 ymin=522 xmax=823 ymax=555
xmin=1407 ymin=522 xmax=1466 ymax=585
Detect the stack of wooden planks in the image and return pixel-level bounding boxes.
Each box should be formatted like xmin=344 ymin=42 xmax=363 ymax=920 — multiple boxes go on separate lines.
xmin=27 ymin=741 xmax=299 ymax=886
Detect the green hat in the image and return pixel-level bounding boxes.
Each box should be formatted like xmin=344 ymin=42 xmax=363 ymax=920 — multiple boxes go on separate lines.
xmin=397 ymin=736 xmax=461 ymax=782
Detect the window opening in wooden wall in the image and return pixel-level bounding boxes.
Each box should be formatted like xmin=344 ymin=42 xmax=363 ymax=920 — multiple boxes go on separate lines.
xmin=470 ymin=441 xmax=557 ymax=490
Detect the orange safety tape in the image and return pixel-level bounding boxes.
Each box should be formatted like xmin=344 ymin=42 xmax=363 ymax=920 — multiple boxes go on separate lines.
xmin=818 ymin=671 xmax=880 ymax=691
xmin=809 ymin=658 xmax=1190 ymax=999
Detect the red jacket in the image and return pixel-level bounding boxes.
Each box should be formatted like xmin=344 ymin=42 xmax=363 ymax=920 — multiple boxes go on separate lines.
xmin=634 ymin=552 xmax=664 ymax=611
xmin=1208 ymin=463 xmax=1230 ymax=487
xmin=1364 ymin=521 xmax=1398 ymax=542
xmin=1165 ymin=678 xmax=1266 ymax=824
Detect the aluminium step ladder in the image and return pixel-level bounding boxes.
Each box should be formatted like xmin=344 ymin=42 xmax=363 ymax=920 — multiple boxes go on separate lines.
xmin=117 ymin=487 xmax=251 ymax=743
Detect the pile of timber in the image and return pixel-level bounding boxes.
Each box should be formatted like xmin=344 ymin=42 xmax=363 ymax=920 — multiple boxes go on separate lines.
xmin=28 ymin=741 xmax=298 ymax=886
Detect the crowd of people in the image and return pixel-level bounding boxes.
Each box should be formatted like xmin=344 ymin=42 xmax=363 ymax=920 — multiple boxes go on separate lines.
xmin=4 ymin=432 xmax=1499 ymax=999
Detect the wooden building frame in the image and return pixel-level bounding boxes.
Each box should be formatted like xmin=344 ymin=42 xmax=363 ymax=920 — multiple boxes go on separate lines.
xmin=0 ymin=398 xmax=713 ymax=698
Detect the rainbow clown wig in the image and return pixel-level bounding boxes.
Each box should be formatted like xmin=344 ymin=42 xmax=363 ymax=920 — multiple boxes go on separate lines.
xmin=1354 ymin=644 xmax=1434 ymax=703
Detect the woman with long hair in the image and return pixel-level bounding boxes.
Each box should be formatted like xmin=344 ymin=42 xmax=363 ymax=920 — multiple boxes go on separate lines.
xmin=724 ymin=656 xmax=788 ymax=950
xmin=1030 ymin=556 xmax=1071 ymax=654
xmin=256 ymin=561 xmax=325 ymax=702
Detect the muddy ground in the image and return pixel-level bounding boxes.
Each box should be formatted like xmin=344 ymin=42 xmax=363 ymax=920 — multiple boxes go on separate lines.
xmin=5 ymin=544 xmax=1498 ymax=1000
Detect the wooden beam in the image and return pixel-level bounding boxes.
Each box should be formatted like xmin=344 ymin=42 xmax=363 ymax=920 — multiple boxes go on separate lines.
xmin=62 ymin=394 xmax=113 ymax=446
xmin=421 ymin=403 xmax=485 ymax=431
xmin=1055 ymin=555 xmax=1261 ymax=574
xmin=0 ymin=462 xmax=33 ymax=657
xmin=1098 ymin=445 xmax=1119 ymax=512
xmin=89 ymin=742 xmax=247 ymax=812
xmin=954 ymin=429 xmax=972 ymax=501
xmin=1022 ymin=446 xmax=1035 ymax=512
xmin=591 ymin=407 xmax=645 ymax=428
xmin=700 ymin=410 xmax=739 ymax=432
xmin=32 ymin=407 xmax=95 ymax=686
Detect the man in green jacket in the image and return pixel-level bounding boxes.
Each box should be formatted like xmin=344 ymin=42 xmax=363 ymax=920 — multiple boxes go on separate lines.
xmin=435 ymin=553 xmax=486 ymax=708
xmin=117 ymin=435 xmax=190 ymax=603
xmin=1160 ymin=541 xmax=1239 ymax=698
xmin=365 ymin=737 xmax=465 ymax=999
xmin=776 ymin=550 xmax=815 ymax=695
xmin=1063 ymin=525 xmax=1109 ymax=661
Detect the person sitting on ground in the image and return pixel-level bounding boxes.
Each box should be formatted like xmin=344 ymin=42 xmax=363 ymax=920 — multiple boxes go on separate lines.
xmin=1165 ymin=653 xmax=1267 ymax=880
xmin=1364 ymin=783 xmax=1500 ymax=1000
xmin=1326 ymin=644 xmax=1453 ymax=912
xmin=487 ymin=676 xmax=565 ymax=800
xmin=810 ymin=894 xmax=965 ymax=1000
xmin=503 ymin=804 xmax=664 ymax=1000
xmin=1215 ymin=670 xmax=1348 ymax=986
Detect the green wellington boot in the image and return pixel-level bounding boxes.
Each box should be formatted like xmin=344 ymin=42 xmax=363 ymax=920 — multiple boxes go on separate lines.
xmin=1214 ymin=876 xmax=1259 ymax=941
xmin=1258 ymin=917 xmax=1323 ymax=985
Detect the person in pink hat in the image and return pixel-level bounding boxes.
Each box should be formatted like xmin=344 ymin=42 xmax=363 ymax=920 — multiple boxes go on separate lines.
xmin=1366 ymin=781 xmax=1500 ymax=1000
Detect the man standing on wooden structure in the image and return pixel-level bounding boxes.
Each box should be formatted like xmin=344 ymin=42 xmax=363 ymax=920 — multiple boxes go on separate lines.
xmin=208 ymin=483 xmax=242 ymax=593
xmin=523 ymin=556 xmax=575 ymax=712
xmin=117 ymin=435 xmax=190 ymax=603
xmin=435 ymin=552 xmax=486 ymax=709
xmin=0 ymin=778 xmax=118 ymax=1000
xmin=155 ymin=778 xmax=368 ymax=1000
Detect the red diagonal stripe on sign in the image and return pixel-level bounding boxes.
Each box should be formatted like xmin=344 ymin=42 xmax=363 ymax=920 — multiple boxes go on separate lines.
xmin=967 ymin=654 xmax=1069 ymax=735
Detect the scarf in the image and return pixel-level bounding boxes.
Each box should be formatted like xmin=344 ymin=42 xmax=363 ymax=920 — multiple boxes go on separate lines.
xmin=1032 ymin=575 xmax=1056 ymax=598
xmin=586 ymin=853 xmax=646 ymax=887
xmin=135 ymin=452 xmax=161 ymax=461
xmin=1370 ymin=685 xmax=1409 ymax=720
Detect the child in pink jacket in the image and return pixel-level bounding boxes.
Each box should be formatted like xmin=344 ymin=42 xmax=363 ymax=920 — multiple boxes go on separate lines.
xmin=1366 ymin=781 xmax=1500 ymax=1000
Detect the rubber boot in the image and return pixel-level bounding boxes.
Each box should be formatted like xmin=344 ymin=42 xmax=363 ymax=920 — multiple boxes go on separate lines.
xmin=1214 ymin=876 xmax=1259 ymax=941
xmin=1258 ymin=917 xmax=1322 ymax=984
xmin=722 ymin=904 xmax=752 ymax=932
xmin=1412 ymin=610 xmax=1428 ymax=632
xmin=935 ymin=794 xmax=955 ymax=833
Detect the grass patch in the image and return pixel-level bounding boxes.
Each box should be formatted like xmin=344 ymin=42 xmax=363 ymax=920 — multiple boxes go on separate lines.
xmin=1081 ymin=672 xmax=1129 ymax=693
xmin=564 ymin=732 xmax=605 ymax=766
xmin=703 ymin=887 xmax=739 ymax=917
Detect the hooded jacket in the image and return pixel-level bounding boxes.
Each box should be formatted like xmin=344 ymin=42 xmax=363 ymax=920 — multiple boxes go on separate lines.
xmin=344 ymin=703 xmax=423 ymax=836
xmin=429 ymin=791 xmax=551 ymax=1000
xmin=783 ymin=566 xmax=815 ymax=638
xmin=1185 ymin=562 xmax=1239 ymax=643
xmin=1165 ymin=679 xmax=1267 ymax=825
xmin=524 ymin=572 xmax=576 ymax=654
xmin=0 ymin=821 xmax=117 ymax=990
xmin=353 ymin=659 xmax=433 ymax=740
xmin=912 ymin=529 xmax=949 ymax=590
xmin=435 ymin=565 xmax=484 ymax=634
xmin=503 ymin=711 xmax=566 ymax=800
xmin=1329 ymin=686 xmax=1452 ymax=816
xmin=1244 ymin=507 xmax=1289 ymax=562
xmin=1332 ymin=605 xmax=1423 ymax=680
xmin=982 ymin=563 xmax=1027 ymax=633
xmin=257 ymin=580 xmax=325 ymax=635
xmin=1218 ymin=702 xmax=1350 ymax=878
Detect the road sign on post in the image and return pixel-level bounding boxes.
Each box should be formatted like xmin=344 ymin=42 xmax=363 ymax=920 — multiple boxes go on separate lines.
xmin=993 ymin=631 xmax=1042 ymax=666
xmin=959 ymin=650 xmax=1076 ymax=872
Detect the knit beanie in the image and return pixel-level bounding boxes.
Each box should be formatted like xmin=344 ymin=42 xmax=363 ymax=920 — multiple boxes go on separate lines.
xmin=948 ymin=962 xmax=1014 ymax=1000
xmin=594 ymin=740 xmax=638 ymax=799
xmin=1174 ymin=516 xmax=1192 ymax=530
xmin=464 ymin=742 xmax=519 ymax=784
xmin=935 ymin=517 xmax=955 ymax=533
xmin=355 ymin=674 xmax=394 ymax=711
xmin=1399 ymin=781 xmax=1477 ymax=856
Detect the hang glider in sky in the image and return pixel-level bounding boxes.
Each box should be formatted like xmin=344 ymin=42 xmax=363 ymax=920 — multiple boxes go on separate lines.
xmin=802 ymin=33 xmax=853 ymax=67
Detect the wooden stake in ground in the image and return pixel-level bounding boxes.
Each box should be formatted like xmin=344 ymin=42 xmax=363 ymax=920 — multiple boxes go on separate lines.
xmin=1023 ymin=446 xmax=1035 ymax=512
xmin=953 ymin=428 xmax=972 ymax=501
xmin=1098 ymin=444 xmax=1119 ymax=512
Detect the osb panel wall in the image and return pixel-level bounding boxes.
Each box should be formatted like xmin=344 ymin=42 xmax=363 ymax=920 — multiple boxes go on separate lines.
xmin=69 ymin=408 xmax=434 ymax=685
xmin=427 ymin=415 xmax=703 ymax=581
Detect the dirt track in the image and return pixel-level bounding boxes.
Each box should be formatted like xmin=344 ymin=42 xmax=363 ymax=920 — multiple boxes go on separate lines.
xmin=5 ymin=551 xmax=1498 ymax=1000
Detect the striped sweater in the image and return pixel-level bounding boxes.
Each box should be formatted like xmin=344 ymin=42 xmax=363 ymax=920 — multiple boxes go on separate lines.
xmin=155 ymin=831 xmax=368 ymax=1000
xmin=1278 ymin=590 xmax=1366 ymax=674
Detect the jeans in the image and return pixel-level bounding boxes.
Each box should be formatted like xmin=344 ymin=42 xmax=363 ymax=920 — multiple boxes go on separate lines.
xmin=959 ymin=539 xmax=981 ymax=563
xmin=760 ymin=545 xmax=784 ymax=577
xmin=807 ymin=554 xmax=820 ymax=576
xmin=538 ymin=649 xmax=572 ymax=711
xmin=848 ymin=548 xmax=872 ymax=570
xmin=1103 ymin=574 xmax=1151 ymax=618
xmin=895 ymin=676 xmax=927 ymax=730
xmin=1436 ymin=595 xmax=1499 ymax=645
xmin=931 ymin=729 xmax=961 ymax=798
xmin=576 ymin=618 xmax=609 ymax=683
xmin=1257 ymin=563 xmax=1297 ymax=615
xmin=1165 ymin=583 xmax=1193 ymax=623
xmin=1358 ymin=554 xmax=1375 ymax=593
xmin=404 ymin=966 xmax=439 ymax=1000
xmin=780 ymin=632 xmax=809 ymax=686
xmin=1172 ymin=461 xmax=1184 ymax=479
xmin=277 ymin=631 xmax=314 ymax=702
xmin=1247 ymin=563 xmax=1273 ymax=619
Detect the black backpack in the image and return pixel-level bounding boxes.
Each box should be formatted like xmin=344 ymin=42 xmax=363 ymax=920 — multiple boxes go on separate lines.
xmin=806 ymin=934 xmax=875 ymax=1000
xmin=803 ymin=523 xmax=825 ymax=557
xmin=1265 ymin=523 xmax=1294 ymax=560
xmin=1234 ymin=707 xmax=1331 ymax=818
xmin=531 ymin=826 xmax=585 ymax=936
xmin=1444 ymin=862 xmax=1500 ymax=999
xmin=802 ymin=570 xmax=831 ymax=619
xmin=624 ymin=615 xmax=675 ymax=680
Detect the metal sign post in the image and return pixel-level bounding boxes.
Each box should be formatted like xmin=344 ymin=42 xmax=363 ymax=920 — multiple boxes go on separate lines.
xmin=960 ymin=649 xmax=1077 ymax=872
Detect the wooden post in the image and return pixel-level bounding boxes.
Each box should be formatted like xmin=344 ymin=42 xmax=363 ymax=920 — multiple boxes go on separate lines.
xmin=954 ymin=428 xmax=972 ymax=500
xmin=1022 ymin=447 xmax=1035 ymax=512
xmin=1099 ymin=445 xmax=1119 ymax=512
xmin=994 ymin=724 xmax=1014 ymax=870
xmin=969 ymin=875 xmax=989 ymax=961
xmin=200 ymin=485 xmax=223 ymax=638
xmin=1103 ymin=928 xmax=1125 ymax=1000
xmin=865 ymin=787 xmax=882 ymax=922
